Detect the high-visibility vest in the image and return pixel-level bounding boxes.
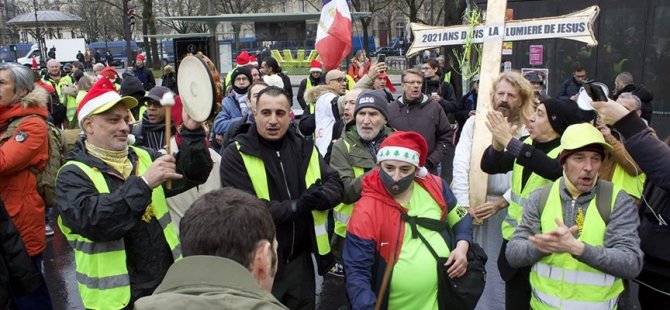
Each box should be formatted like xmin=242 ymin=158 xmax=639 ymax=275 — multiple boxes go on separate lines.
xmin=529 ymin=180 xmax=623 ymax=310
xmin=333 ymin=140 xmax=365 ymax=237
xmin=611 ymin=164 xmax=646 ymax=199
xmin=57 ymin=146 xmax=181 ymax=310
xmin=502 ymin=138 xmax=562 ymax=240
xmin=346 ymin=74 xmax=355 ymax=90
xmin=235 ymin=142 xmax=331 ymax=255
xmin=58 ymin=75 xmax=77 ymax=121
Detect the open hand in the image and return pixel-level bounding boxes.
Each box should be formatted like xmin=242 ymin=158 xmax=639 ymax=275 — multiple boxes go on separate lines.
xmin=446 ymin=241 xmax=469 ymax=278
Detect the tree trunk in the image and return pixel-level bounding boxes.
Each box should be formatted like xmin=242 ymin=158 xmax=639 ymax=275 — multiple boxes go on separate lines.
xmin=361 ymin=18 xmax=370 ymax=53
xmin=145 ymin=0 xmax=160 ymax=70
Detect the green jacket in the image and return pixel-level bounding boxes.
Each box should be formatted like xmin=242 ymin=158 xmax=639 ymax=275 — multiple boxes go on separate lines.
xmin=330 ymin=122 xmax=394 ymax=204
xmin=134 ymin=256 xmax=288 ymax=310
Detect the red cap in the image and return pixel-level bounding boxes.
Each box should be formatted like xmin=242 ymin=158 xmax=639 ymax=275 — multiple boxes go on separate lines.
xmin=309 ymin=60 xmax=322 ymax=73
xmin=136 ymin=54 xmax=145 ymax=61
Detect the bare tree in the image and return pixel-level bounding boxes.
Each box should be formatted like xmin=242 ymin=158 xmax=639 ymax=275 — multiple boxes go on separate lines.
xmin=378 ymin=0 xmax=402 ymax=44
xmin=155 ymin=0 xmax=208 ymax=34
xmin=350 ymin=0 xmax=392 ymax=54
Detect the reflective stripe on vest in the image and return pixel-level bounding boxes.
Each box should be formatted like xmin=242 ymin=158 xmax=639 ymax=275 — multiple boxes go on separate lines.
xmin=612 ymin=164 xmax=646 ymax=199
xmin=502 ymin=137 xmax=562 ymax=240
xmin=235 ymin=142 xmax=331 ymax=255
xmin=529 ymin=180 xmax=623 ymax=310
xmin=333 ymin=140 xmax=365 ymax=237
xmin=57 ymin=147 xmax=181 ymax=309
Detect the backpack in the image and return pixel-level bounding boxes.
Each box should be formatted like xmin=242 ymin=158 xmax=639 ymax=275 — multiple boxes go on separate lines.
xmin=0 ymin=115 xmax=65 ymax=208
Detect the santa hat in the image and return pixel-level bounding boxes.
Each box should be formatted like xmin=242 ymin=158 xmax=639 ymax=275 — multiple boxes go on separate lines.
xmin=236 ymin=51 xmax=250 ymax=66
xmin=379 ymin=72 xmax=396 ymax=93
xmin=99 ymin=66 xmax=117 ymax=81
xmin=136 ymin=54 xmax=145 ymax=61
xmin=249 ymin=55 xmax=258 ymax=66
xmin=309 ymin=60 xmax=322 ymax=73
xmin=376 ymin=131 xmax=429 ymax=178
xmin=77 ymin=77 xmax=138 ymax=127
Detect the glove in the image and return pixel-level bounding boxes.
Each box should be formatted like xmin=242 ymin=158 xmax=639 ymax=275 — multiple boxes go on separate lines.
xmin=295 ymin=182 xmax=327 ymax=215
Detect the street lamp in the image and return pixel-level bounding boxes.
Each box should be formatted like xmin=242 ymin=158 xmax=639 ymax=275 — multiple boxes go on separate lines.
xmin=33 ymin=0 xmax=43 ymax=64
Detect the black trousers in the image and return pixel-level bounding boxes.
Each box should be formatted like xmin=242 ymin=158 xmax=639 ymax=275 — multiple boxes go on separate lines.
xmin=272 ymin=252 xmax=315 ymax=310
xmin=498 ymin=239 xmax=531 ymax=310
xmin=637 ymin=270 xmax=670 ymax=310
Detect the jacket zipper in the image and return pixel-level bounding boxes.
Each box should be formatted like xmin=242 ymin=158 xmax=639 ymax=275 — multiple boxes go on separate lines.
xmin=277 ymin=150 xmax=296 ymax=263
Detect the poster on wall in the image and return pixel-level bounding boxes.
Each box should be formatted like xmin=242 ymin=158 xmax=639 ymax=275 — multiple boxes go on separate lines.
xmin=502 ymin=9 xmax=514 ymax=55
xmin=529 ymin=45 xmax=544 ymax=65
xmin=522 ymin=68 xmax=550 ymax=95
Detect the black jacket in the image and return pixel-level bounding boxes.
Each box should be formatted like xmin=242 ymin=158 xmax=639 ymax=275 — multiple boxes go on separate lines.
xmin=0 ymin=199 xmax=42 ymax=307
xmin=278 ymin=72 xmax=293 ymax=105
xmin=481 ymin=137 xmax=563 ymax=190
xmin=55 ymin=127 xmax=212 ymax=304
xmin=297 ymin=76 xmax=325 ymax=110
xmin=612 ymin=84 xmax=654 ymax=123
xmin=388 ymin=95 xmax=454 ymax=173
xmin=131 ymin=112 xmax=175 ymax=151
xmin=220 ymin=124 xmax=342 ymax=275
xmin=134 ymin=66 xmax=156 ymax=91
xmin=421 ymin=77 xmax=457 ymax=115
xmin=161 ymin=73 xmax=177 ymax=93
xmin=614 ymin=113 xmax=670 ymax=282
xmin=557 ymin=77 xmax=582 ymax=100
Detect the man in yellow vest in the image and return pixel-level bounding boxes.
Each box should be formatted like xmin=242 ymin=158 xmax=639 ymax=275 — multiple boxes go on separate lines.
xmin=220 ymin=86 xmax=343 ymax=310
xmin=329 ymin=90 xmax=394 ymax=277
xmin=481 ymin=97 xmax=586 ymax=309
xmin=55 ymin=77 xmax=213 ymax=309
xmin=506 ymin=123 xmax=643 ymax=309
xmin=297 ymin=60 xmax=325 ymax=112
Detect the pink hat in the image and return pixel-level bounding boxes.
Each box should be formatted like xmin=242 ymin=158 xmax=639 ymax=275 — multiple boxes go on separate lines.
xmin=77 ymin=78 xmax=138 ymax=127
xmin=309 ymin=60 xmax=322 ymax=73
xmin=236 ymin=51 xmax=250 ymax=66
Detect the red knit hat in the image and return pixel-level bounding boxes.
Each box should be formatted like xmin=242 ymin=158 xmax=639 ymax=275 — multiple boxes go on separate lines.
xmin=309 ymin=60 xmax=322 ymax=73
xmin=135 ymin=54 xmax=145 ymax=61
xmin=376 ymin=131 xmax=429 ymax=177
xmin=77 ymin=78 xmax=138 ymax=127
xmin=236 ymin=51 xmax=250 ymax=66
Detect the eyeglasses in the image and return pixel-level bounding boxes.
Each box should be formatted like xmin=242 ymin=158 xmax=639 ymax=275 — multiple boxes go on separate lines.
xmin=403 ymin=80 xmax=422 ymax=85
xmin=330 ymin=77 xmax=346 ymax=83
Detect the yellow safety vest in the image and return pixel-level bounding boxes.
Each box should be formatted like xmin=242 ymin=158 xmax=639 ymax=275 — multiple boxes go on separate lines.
xmin=333 ymin=140 xmax=365 ymax=237
xmin=58 ymin=75 xmax=77 ymax=122
xmin=529 ymin=180 xmax=623 ymax=310
xmin=502 ymin=138 xmax=562 ymax=240
xmin=346 ymin=74 xmax=355 ymax=90
xmin=235 ymin=142 xmax=331 ymax=255
xmin=57 ymin=146 xmax=181 ymax=310
xmin=612 ymin=164 xmax=646 ymax=199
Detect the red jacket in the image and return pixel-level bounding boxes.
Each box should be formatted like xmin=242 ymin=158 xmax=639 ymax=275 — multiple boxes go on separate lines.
xmin=348 ymin=60 xmax=371 ymax=82
xmin=0 ymin=89 xmax=49 ymax=257
xmin=343 ymin=170 xmax=472 ymax=309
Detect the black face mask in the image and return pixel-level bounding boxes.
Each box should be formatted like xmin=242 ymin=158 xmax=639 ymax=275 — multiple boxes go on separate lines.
xmin=380 ymin=169 xmax=414 ymax=196
xmin=232 ymin=84 xmax=249 ymax=95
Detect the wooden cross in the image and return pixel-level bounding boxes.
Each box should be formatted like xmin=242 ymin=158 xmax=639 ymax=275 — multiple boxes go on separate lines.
xmin=407 ymin=3 xmax=599 ymax=209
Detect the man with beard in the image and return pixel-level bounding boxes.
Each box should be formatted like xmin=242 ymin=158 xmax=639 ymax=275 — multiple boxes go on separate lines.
xmin=452 ymin=71 xmax=535 ymax=310
xmin=388 ymin=69 xmax=453 ymax=177
xmin=506 ymin=123 xmax=643 ymax=309
xmin=611 ymin=72 xmax=654 ymax=124
xmin=330 ymin=90 xmax=394 ymax=267
xmin=133 ymin=54 xmax=156 ymax=91
xmin=220 ymin=86 xmax=342 ymax=309
xmin=481 ymin=97 xmax=586 ymax=309
xmin=131 ymin=86 xmax=175 ymax=150
xmin=297 ymin=60 xmax=325 ymax=112
xmin=214 ymin=66 xmax=253 ymax=148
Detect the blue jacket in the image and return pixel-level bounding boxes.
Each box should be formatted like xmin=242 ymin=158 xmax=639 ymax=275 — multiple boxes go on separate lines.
xmin=213 ymin=92 xmax=247 ymax=135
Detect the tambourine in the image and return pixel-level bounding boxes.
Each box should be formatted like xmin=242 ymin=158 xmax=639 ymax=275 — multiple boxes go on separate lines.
xmin=177 ymin=56 xmax=215 ymax=122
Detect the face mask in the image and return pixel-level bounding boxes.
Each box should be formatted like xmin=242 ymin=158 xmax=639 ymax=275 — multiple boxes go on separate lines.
xmin=380 ymin=169 xmax=414 ymax=196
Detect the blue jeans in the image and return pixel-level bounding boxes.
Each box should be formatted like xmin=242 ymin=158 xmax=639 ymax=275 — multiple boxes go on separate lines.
xmin=12 ymin=254 xmax=53 ymax=310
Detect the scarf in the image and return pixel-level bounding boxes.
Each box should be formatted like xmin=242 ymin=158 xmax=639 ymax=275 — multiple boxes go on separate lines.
xmin=85 ymin=141 xmax=132 ymax=178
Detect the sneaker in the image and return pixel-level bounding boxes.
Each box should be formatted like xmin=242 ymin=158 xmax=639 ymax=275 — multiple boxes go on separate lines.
xmin=327 ymin=262 xmax=345 ymax=278
xmin=45 ymin=223 xmax=54 ymax=236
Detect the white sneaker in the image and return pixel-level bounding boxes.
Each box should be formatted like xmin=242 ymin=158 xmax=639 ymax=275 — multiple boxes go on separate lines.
xmin=45 ymin=223 xmax=54 ymax=236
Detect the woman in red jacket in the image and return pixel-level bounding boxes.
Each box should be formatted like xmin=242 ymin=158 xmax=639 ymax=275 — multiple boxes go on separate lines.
xmin=0 ymin=63 xmax=53 ymax=308
xmin=348 ymin=49 xmax=372 ymax=82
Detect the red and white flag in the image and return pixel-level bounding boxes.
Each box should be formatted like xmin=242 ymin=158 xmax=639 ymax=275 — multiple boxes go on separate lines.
xmin=315 ymin=0 xmax=352 ymax=71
